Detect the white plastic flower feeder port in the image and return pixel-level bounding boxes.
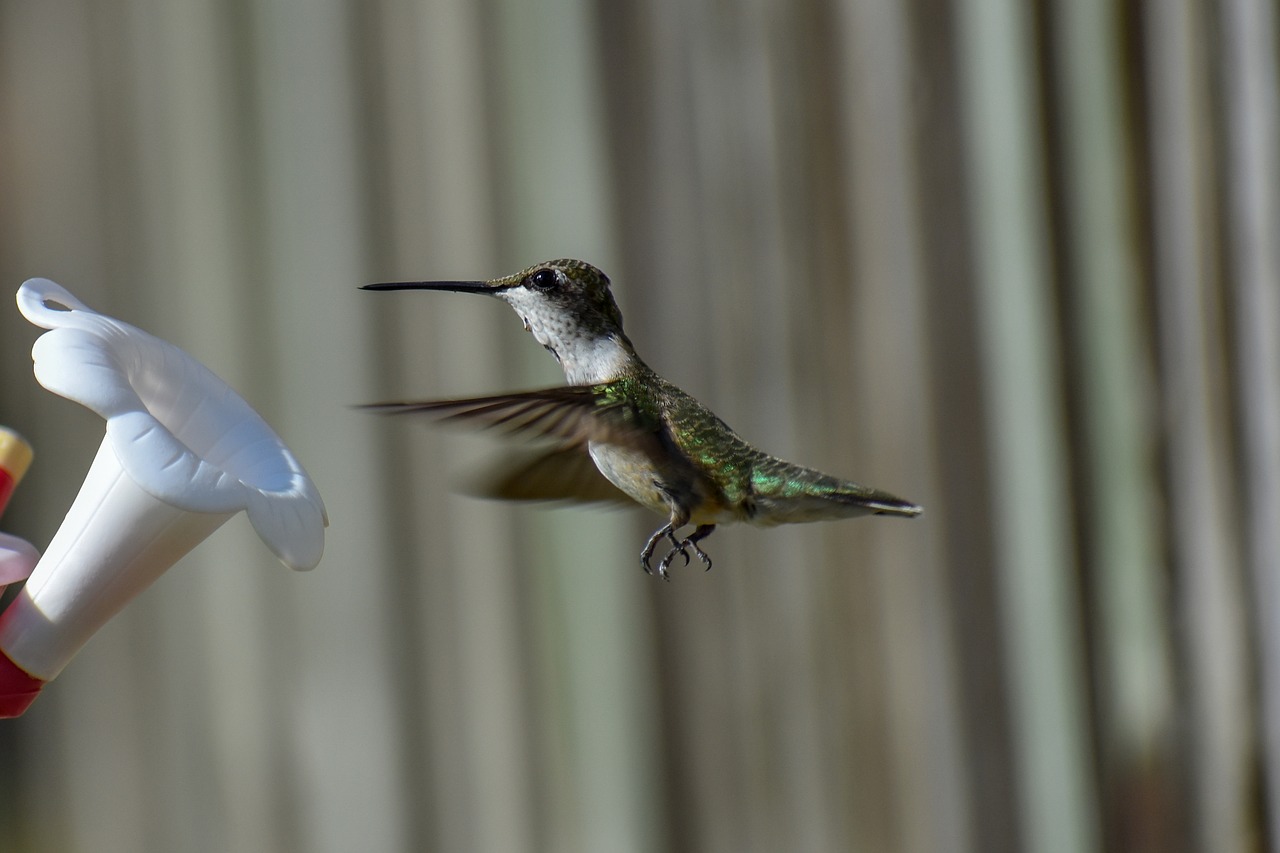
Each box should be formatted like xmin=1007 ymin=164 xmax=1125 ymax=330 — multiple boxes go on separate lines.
xmin=0 ymin=279 xmax=327 ymax=717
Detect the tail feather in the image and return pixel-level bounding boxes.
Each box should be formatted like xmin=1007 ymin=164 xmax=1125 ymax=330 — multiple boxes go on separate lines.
xmin=827 ymin=488 xmax=923 ymax=518
xmin=747 ymin=466 xmax=923 ymax=525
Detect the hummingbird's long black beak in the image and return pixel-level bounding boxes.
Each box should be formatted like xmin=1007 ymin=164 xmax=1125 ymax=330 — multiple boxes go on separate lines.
xmin=361 ymin=280 xmax=495 ymax=294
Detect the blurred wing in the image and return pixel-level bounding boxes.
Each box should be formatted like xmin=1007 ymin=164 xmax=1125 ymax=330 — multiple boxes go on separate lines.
xmin=463 ymin=445 xmax=637 ymax=506
xmin=364 ymin=386 xmax=661 ymax=451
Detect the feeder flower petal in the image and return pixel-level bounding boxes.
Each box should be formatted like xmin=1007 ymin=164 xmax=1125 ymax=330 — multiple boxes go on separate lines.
xmin=0 ymin=279 xmax=327 ymax=715
xmin=16 ymin=279 xmax=328 ymax=559
xmin=0 ymin=533 xmax=38 ymax=587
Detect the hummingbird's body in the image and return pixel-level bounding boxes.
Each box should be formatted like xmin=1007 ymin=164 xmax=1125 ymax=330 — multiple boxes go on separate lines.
xmin=364 ymin=259 xmax=921 ymax=579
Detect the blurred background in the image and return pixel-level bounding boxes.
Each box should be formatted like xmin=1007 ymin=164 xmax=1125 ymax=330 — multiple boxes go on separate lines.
xmin=0 ymin=0 xmax=1276 ymax=851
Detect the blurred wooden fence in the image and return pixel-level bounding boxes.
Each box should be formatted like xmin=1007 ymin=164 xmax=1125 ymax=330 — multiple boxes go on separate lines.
xmin=0 ymin=0 xmax=1276 ymax=851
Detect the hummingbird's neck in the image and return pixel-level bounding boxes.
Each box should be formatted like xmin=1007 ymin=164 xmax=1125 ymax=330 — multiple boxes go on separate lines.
xmin=558 ymin=332 xmax=642 ymax=385
xmin=499 ymin=288 xmax=642 ymax=383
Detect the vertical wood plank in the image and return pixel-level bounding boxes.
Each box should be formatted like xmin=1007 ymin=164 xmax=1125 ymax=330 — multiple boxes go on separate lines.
xmin=953 ymin=0 xmax=1101 ymax=851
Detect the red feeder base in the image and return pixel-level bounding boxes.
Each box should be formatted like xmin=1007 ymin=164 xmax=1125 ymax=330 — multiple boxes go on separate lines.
xmin=0 ymin=649 xmax=44 ymax=718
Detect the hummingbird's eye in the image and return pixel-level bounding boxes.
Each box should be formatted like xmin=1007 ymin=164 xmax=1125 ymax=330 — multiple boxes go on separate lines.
xmin=527 ymin=269 xmax=558 ymax=291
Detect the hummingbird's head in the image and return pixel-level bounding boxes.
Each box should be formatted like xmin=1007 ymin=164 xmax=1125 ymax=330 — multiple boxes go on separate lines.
xmin=364 ymin=259 xmax=636 ymax=384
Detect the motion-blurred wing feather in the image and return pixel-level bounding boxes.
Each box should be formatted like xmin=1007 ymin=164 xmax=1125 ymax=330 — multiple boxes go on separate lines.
xmin=363 ymin=386 xmax=661 ymax=451
xmin=464 ymin=445 xmax=637 ymax=506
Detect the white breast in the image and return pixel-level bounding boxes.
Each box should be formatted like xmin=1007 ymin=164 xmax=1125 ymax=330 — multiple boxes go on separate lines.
xmin=588 ymin=442 xmax=669 ymax=513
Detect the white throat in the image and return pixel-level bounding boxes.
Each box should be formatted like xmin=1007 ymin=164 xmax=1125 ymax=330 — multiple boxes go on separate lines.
xmin=500 ymin=289 xmax=634 ymax=384
xmin=558 ymin=334 xmax=634 ymax=385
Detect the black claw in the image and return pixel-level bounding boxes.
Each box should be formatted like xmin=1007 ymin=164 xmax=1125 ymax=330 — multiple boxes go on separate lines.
xmin=641 ymin=524 xmax=675 ymax=576
xmin=658 ymin=544 xmax=692 ymax=573
xmin=658 ymin=544 xmax=688 ymax=579
xmin=692 ymin=545 xmax=711 ymax=570
xmin=682 ymin=525 xmax=715 ymax=572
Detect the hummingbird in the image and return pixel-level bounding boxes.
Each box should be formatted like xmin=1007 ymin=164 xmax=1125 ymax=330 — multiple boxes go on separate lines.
xmin=363 ymin=259 xmax=921 ymax=580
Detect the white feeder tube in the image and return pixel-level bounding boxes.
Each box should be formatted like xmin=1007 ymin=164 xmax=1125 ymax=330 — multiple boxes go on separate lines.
xmin=0 ymin=438 xmax=232 ymax=681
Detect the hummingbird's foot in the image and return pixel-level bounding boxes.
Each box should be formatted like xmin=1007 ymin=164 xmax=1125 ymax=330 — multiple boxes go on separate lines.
xmin=683 ymin=524 xmax=716 ymax=571
xmin=640 ymin=524 xmax=684 ymax=580
xmin=655 ymin=539 xmax=702 ymax=577
xmin=641 ymin=523 xmax=717 ymax=579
